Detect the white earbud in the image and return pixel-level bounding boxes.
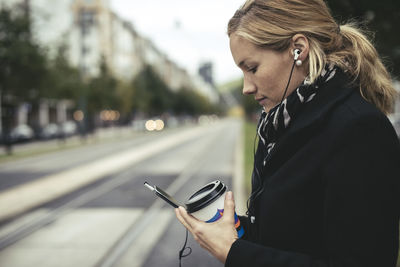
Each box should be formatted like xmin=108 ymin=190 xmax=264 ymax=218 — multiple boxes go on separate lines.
xmin=293 ymin=49 xmax=301 ymax=61
xmin=293 ymin=49 xmax=302 ymax=66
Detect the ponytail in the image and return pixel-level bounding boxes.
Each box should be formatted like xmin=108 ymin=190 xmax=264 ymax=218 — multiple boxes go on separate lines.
xmin=326 ymin=22 xmax=397 ymax=114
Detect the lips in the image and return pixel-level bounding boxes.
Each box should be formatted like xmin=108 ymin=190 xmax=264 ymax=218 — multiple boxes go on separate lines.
xmin=255 ymin=96 xmax=267 ymax=104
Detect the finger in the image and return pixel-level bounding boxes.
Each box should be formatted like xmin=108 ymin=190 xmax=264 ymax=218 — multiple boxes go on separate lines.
xmin=177 ymin=206 xmax=201 ymax=230
xmin=175 ymin=207 xmax=193 ymax=232
xmin=222 ymin=191 xmax=235 ymax=224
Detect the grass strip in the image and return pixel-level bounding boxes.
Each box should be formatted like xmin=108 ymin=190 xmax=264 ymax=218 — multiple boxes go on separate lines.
xmin=243 ymin=119 xmax=257 ymax=196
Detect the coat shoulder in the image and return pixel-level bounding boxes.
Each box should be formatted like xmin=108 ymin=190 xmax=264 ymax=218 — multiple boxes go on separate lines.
xmin=324 ymin=90 xmax=397 ymax=140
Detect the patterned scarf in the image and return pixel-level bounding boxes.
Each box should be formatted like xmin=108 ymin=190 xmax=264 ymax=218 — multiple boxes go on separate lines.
xmin=257 ymin=64 xmax=337 ymax=164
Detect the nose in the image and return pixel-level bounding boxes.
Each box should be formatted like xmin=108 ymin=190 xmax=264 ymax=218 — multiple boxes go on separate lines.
xmin=242 ymin=76 xmax=256 ymax=95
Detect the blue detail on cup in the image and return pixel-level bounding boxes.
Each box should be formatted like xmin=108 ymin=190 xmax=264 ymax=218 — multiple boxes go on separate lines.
xmin=205 ymin=209 xmax=244 ymax=238
xmin=206 ymin=209 xmax=224 ymax=223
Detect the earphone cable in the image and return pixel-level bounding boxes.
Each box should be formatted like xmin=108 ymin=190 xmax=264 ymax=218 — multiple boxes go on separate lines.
xmin=247 ymin=58 xmax=297 ymax=216
xmin=279 ymin=59 xmax=296 ymax=106
xmin=178 ymin=228 xmax=192 ymax=267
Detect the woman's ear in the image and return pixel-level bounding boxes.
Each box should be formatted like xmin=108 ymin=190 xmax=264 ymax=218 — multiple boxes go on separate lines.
xmin=290 ymin=34 xmax=309 ymax=62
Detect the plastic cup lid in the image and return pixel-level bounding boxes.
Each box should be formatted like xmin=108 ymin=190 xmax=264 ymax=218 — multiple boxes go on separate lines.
xmin=185 ymin=180 xmax=226 ymax=213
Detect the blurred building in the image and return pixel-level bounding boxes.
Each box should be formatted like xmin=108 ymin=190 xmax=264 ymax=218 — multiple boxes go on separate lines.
xmin=198 ymin=62 xmax=215 ymax=87
xmin=0 ymin=0 xmax=219 ymax=135
xmin=197 ymin=62 xmax=219 ymax=104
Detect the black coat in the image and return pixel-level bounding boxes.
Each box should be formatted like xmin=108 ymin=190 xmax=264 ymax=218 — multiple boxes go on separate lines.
xmin=226 ymin=70 xmax=400 ymax=267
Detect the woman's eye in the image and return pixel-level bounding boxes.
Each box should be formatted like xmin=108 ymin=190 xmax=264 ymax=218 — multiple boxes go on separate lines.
xmin=248 ymin=67 xmax=257 ymax=73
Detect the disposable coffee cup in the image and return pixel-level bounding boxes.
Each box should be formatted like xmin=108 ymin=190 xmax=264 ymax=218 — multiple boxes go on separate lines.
xmin=185 ymin=180 xmax=244 ymax=238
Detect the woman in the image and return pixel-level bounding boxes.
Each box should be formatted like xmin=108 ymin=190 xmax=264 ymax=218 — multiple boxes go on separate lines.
xmin=175 ymin=0 xmax=400 ymax=266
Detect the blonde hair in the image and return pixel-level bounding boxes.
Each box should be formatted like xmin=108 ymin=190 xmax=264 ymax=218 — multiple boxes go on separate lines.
xmin=228 ymin=0 xmax=397 ymax=114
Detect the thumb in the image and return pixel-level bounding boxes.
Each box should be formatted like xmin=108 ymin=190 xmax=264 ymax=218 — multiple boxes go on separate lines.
xmin=222 ymin=191 xmax=235 ymax=223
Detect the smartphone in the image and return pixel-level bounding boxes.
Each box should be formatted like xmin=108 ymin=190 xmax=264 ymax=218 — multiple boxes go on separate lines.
xmin=144 ymin=182 xmax=182 ymax=208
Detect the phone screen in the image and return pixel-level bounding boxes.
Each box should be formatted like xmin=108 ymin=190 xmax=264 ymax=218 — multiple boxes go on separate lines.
xmin=154 ymin=186 xmax=182 ymax=208
xmin=144 ymin=182 xmax=182 ymax=208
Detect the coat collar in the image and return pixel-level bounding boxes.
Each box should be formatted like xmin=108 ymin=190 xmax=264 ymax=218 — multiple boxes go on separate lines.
xmin=285 ymin=68 xmax=355 ymax=135
xmin=263 ymin=68 xmax=356 ymax=166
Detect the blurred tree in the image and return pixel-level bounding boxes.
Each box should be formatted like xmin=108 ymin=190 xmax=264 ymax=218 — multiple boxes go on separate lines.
xmin=132 ymin=65 xmax=219 ymax=116
xmin=83 ymin=59 xmax=119 ymax=131
xmin=44 ymin=45 xmax=85 ymax=101
xmin=0 ymin=8 xmax=47 ymax=102
xmin=115 ymin=80 xmax=134 ymax=123
xmin=327 ymin=0 xmax=400 ymax=78
xmin=132 ymin=65 xmax=174 ymax=116
xmin=173 ymin=87 xmax=221 ymax=115
xmin=87 ymin=58 xmax=118 ymax=113
xmin=243 ymin=94 xmax=261 ymax=118
xmin=173 ymin=88 xmax=200 ymax=115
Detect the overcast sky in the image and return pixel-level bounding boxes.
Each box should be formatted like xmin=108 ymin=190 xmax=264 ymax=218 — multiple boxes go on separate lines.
xmin=110 ymin=0 xmax=244 ymax=85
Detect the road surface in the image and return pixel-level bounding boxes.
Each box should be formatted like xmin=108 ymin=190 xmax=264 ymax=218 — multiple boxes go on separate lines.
xmin=0 ymin=118 xmax=245 ymax=267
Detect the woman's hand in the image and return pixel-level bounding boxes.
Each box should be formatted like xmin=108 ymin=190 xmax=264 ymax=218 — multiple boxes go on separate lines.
xmin=175 ymin=191 xmax=238 ymax=263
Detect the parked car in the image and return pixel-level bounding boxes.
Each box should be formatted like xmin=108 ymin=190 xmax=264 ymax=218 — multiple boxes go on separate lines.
xmin=39 ymin=123 xmax=59 ymax=140
xmin=9 ymin=124 xmax=35 ymax=143
xmin=58 ymin=121 xmax=78 ymax=137
xmin=39 ymin=121 xmax=78 ymax=140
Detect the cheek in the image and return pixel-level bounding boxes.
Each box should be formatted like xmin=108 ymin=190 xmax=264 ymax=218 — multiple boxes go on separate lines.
xmin=256 ymin=72 xmax=278 ymax=92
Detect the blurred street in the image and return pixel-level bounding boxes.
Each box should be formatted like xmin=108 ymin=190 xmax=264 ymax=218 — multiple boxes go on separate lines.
xmin=0 ymin=118 xmax=244 ymax=267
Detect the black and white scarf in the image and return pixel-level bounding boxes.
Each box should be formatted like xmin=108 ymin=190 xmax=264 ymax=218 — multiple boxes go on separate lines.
xmin=257 ymin=64 xmax=337 ymax=165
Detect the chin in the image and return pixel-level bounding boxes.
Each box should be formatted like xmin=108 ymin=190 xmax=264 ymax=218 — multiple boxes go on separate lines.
xmin=263 ymin=101 xmax=280 ymax=113
xmin=263 ymin=105 xmax=272 ymax=113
